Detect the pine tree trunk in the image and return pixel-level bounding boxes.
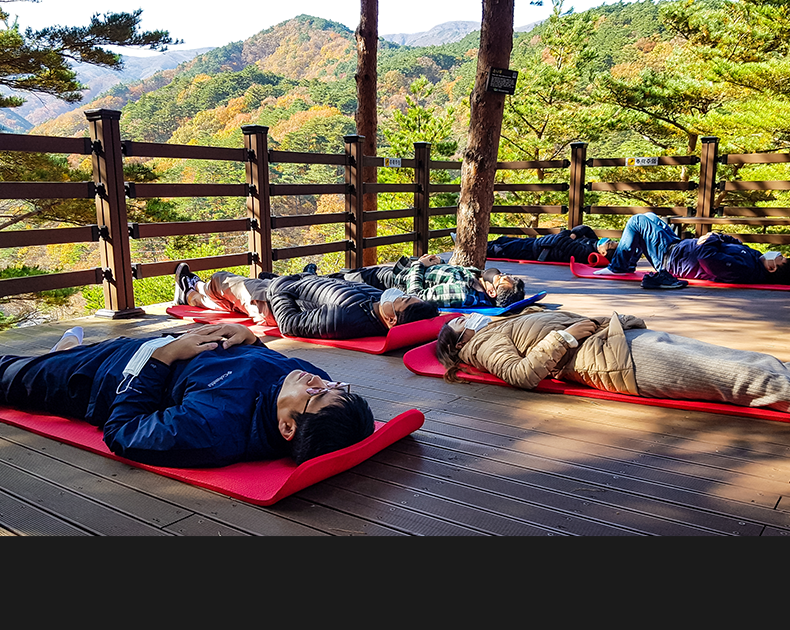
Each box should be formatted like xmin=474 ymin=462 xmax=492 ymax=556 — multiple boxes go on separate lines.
xmin=450 ymin=0 xmax=514 ymax=268
xmin=356 ymin=0 xmax=378 ymax=266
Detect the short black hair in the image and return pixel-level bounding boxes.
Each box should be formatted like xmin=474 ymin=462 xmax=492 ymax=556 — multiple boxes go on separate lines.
xmin=495 ymin=278 xmax=525 ymax=307
xmin=395 ymin=299 xmax=440 ymax=325
xmin=289 ymin=392 xmax=375 ymax=464
xmin=770 ymin=256 xmax=790 ymax=284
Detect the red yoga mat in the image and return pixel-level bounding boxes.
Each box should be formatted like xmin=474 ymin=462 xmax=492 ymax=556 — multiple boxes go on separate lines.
xmin=488 ymin=252 xmax=609 ymax=267
xmin=0 ymin=405 xmax=425 ymax=506
xmin=403 ymin=341 xmax=790 ymax=424
xmin=570 ymin=257 xmax=790 ymax=291
xmin=166 ymin=305 xmax=457 ymax=354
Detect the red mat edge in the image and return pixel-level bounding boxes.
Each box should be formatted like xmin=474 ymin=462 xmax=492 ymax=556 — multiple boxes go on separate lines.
xmin=0 ymin=406 xmax=425 ymax=506
xmin=569 ymin=257 xmax=790 ymax=291
xmin=487 ymin=257 xmax=569 ymax=266
xmin=403 ymin=341 xmax=790 ymax=424
xmin=167 ymin=305 xmax=457 ymax=354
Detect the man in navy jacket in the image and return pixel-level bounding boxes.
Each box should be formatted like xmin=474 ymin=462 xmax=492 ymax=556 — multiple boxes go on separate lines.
xmin=0 ymin=324 xmax=374 ymax=468
xmin=595 ymin=212 xmax=789 ymax=284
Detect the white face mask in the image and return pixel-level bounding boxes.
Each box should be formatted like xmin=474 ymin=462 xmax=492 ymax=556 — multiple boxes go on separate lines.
xmin=380 ymin=287 xmax=405 ymax=305
xmin=116 ymin=336 xmax=176 ymax=394
xmin=464 ymin=313 xmax=492 ymax=333
xmin=763 ymin=251 xmax=782 ymax=261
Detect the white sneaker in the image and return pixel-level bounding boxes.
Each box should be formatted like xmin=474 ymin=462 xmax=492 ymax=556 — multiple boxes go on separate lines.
xmin=50 ymin=326 xmax=84 ymax=352
xmin=593 ymin=267 xmax=629 ymax=276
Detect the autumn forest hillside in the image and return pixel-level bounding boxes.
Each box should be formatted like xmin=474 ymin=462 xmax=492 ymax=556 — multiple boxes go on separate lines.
xmin=2 ymin=0 xmax=790 ymax=325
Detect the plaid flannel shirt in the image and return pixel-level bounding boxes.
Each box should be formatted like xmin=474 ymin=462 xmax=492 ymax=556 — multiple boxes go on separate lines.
xmin=391 ymin=257 xmax=493 ymax=308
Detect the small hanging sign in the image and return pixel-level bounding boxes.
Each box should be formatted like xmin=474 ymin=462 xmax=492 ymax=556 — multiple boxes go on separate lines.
xmin=383 ymin=157 xmax=402 ymax=168
xmin=486 ymin=68 xmax=519 ymax=95
xmin=626 ymin=156 xmax=660 ymax=167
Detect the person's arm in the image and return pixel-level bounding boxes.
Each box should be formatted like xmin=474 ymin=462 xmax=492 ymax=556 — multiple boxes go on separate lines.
xmin=570 ymin=225 xmax=598 ymax=240
xmin=475 ymin=321 xmax=596 ymax=390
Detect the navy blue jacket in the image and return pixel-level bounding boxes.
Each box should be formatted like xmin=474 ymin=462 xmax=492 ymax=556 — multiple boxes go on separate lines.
xmin=266 ymin=273 xmax=387 ymax=339
xmin=665 ymin=233 xmax=768 ymax=283
xmin=1 ymin=337 xmax=328 ymax=467
xmin=100 ymin=341 xmax=329 ymax=468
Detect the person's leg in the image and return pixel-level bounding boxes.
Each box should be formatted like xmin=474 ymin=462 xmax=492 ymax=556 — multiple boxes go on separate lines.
xmin=626 ymin=329 xmax=790 ymax=412
xmin=606 ymin=213 xmax=680 ymax=273
xmin=0 ymin=337 xmax=145 ymax=421
xmin=202 ymin=271 xmax=274 ymax=323
xmin=325 ymin=266 xmax=394 ymax=290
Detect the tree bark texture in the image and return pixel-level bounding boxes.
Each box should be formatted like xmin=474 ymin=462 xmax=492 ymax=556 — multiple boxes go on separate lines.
xmin=356 ymin=0 xmax=378 ymax=266
xmin=450 ymin=0 xmax=514 ymax=269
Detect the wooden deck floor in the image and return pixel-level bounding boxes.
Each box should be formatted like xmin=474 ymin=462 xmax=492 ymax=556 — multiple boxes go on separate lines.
xmin=1 ymin=259 xmax=789 ymax=536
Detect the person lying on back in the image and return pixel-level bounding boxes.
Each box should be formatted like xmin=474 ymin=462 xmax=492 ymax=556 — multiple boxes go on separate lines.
xmin=174 ymin=265 xmax=440 ymax=339
xmin=324 ymin=254 xmax=526 ymax=309
xmin=0 ymin=323 xmax=375 ymax=468
xmin=486 ymin=225 xmax=617 ymax=263
xmin=594 ymin=212 xmax=789 ymax=287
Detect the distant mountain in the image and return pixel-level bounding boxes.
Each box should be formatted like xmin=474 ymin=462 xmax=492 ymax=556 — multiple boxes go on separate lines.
xmin=382 ymin=20 xmax=541 ymax=47
xmin=0 ymin=47 xmax=212 ymax=133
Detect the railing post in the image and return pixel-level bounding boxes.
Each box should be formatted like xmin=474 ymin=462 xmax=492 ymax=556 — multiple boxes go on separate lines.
xmin=344 ymin=134 xmax=364 ymax=268
xmin=85 ymin=108 xmax=143 ymax=318
xmin=696 ymin=136 xmax=719 ymax=237
xmin=413 ymin=142 xmax=431 ymax=257
xmin=568 ymin=142 xmax=588 ymax=229
xmin=242 ymin=125 xmax=272 ymax=277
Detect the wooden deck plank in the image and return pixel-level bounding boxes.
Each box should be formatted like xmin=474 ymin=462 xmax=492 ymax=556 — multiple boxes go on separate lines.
xmin=0 ymin=461 xmax=168 ymax=535
xmin=420 ymin=410 xmax=790 ymax=504
xmin=407 ymin=429 xmax=790 ymax=531
xmin=162 ymin=514 xmax=253 ymax=536
xmin=320 ymin=471 xmax=580 ymax=535
xmin=384 ymin=440 xmax=766 ymax=535
xmin=0 ymin=434 xmax=190 ymax=527
xmin=0 ymin=489 xmax=90 ymax=536
xmin=295 ymin=482 xmax=479 ymax=536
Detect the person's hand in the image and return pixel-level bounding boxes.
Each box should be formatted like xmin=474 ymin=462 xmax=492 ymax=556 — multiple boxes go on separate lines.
xmin=418 ymin=254 xmax=442 ymax=267
xmin=200 ymin=323 xmax=258 ymax=348
xmin=761 ymin=253 xmax=785 ymax=273
xmin=151 ymin=324 xmax=256 ymax=365
xmin=697 ymin=232 xmax=715 ymax=245
xmin=564 ymin=319 xmax=598 ymax=341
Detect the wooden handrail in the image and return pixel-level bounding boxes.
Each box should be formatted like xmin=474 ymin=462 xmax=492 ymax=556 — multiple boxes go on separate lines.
xmin=3 ymin=123 xmax=790 ymax=312
xmin=0 ymin=181 xmax=95 ymax=199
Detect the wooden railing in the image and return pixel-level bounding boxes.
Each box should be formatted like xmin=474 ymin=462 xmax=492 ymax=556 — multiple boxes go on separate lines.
xmin=1 ymin=109 xmax=789 ymax=316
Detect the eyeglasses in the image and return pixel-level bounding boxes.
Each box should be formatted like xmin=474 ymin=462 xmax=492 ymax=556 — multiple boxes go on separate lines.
xmin=302 ymin=381 xmax=351 ymax=414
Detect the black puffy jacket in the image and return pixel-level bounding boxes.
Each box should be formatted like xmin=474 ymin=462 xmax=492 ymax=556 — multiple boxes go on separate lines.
xmin=487 ymin=225 xmax=600 ymax=263
xmin=267 ymin=273 xmax=388 ymax=339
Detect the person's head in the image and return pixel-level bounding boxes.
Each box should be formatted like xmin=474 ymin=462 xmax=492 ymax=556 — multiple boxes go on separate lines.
xmin=277 ymin=370 xmax=375 ymax=464
xmin=597 ymin=238 xmax=618 ymax=260
xmin=436 ymin=315 xmax=478 ymax=383
xmin=766 ymin=253 xmax=789 ymax=284
xmin=376 ymin=292 xmax=440 ymax=328
xmin=481 ymin=268 xmax=525 ymax=307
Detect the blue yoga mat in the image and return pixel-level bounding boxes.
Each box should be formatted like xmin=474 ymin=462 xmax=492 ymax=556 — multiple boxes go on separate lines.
xmin=439 ymin=290 xmax=547 ymax=316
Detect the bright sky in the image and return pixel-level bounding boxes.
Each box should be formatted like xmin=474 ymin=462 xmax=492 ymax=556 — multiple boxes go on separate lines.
xmin=4 ymin=0 xmax=630 ymax=54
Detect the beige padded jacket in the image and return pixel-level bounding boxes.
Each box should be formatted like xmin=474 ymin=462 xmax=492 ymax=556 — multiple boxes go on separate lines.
xmin=457 ymin=309 xmax=646 ymax=394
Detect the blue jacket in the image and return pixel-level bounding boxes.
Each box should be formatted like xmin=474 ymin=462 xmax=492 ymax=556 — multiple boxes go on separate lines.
xmin=100 ymin=340 xmax=329 ymax=468
xmin=666 ymin=233 xmax=768 ymax=283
